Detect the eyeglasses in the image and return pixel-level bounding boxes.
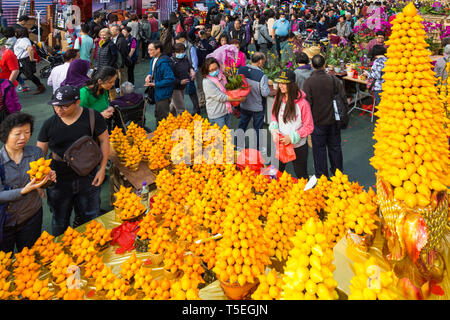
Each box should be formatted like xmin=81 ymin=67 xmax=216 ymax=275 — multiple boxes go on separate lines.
xmin=53 ymin=103 xmax=73 ymax=109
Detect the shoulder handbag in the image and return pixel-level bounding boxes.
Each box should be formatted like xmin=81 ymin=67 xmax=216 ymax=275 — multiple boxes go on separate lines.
xmin=331 ymin=76 xmax=349 ymax=130
xmin=0 ymin=162 xmax=11 ymax=241
xmin=52 ymin=108 xmax=103 ymax=176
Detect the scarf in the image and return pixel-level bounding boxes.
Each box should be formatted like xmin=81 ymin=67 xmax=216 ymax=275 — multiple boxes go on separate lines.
xmin=207 ymin=72 xmax=232 ymax=114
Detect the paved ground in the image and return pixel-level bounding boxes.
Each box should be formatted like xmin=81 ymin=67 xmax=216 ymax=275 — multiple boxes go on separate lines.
xmin=14 ymin=58 xmax=377 ymax=235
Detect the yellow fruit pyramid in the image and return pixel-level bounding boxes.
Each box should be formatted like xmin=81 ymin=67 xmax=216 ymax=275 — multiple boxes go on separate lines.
xmin=372 ymin=2 xmax=449 ymax=206
xmin=371 ymin=2 xmax=449 ymax=254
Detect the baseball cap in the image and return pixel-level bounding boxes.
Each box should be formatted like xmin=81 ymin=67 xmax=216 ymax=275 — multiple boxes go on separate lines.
xmin=275 ymin=69 xmax=296 ymax=84
xmin=48 ymin=85 xmax=80 ymax=106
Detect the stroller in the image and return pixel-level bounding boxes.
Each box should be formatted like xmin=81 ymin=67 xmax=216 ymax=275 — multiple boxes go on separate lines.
xmin=34 ymin=42 xmax=65 ymax=79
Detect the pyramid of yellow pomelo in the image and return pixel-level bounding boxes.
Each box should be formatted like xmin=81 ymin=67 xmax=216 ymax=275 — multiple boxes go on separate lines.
xmin=371 ymin=2 xmax=449 ymax=210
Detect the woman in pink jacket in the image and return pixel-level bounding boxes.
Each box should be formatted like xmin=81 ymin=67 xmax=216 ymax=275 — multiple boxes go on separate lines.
xmin=269 ymin=69 xmax=314 ymax=180
xmin=225 ymin=39 xmax=246 ymax=69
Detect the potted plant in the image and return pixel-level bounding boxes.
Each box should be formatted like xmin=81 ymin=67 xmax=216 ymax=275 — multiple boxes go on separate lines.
xmin=223 ymin=64 xmax=251 ymax=107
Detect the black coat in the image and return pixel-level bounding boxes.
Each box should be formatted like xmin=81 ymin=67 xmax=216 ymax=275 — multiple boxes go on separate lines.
xmin=96 ymin=39 xmax=118 ymax=69
xmin=303 ymin=69 xmax=348 ymax=126
xmin=228 ymin=26 xmax=247 ymax=51
xmin=171 ymin=56 xmax=192 ymax=90
xmin=114 ymin=34 xmax=130 ymax=68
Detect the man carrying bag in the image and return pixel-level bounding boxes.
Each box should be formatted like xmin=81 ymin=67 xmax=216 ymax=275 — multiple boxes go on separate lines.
xmin=303 ymin=54 xmax=348 ymax=178
xmin=37 ymin=85 xmax=110 ymax=236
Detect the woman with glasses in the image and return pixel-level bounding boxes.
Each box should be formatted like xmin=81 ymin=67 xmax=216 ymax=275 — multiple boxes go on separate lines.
xmin=37 ymin=85 xmax=109 ymax=236
xmin=79 ymin=66 xmax=117 ymax=127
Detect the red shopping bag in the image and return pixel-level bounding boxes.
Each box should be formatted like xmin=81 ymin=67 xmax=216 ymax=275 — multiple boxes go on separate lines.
xmin=236 ymin=148 xmax=264 ymax=173
xmin=274 ymin=133 xmax=296 ymax=164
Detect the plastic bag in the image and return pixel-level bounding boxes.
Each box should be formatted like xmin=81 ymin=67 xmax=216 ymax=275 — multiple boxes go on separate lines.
xmin=236 ymin=148 xmax=264 ymax=173
xmin=274 ymin=133 xmax=296 ymax=164
xmin=226 ymin=74 xmax=251 ymax=107
xmin=111 ymin=221 xmax=140 ymax=254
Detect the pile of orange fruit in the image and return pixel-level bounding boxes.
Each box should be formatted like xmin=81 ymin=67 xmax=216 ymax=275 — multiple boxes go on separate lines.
xmin=11 ymin=248 xmax=49 ymax=299
xmin=147 ymin=111 xmax=235 ymax=171
xmin=264 ymin=178 xmax=318 ymax=262
xmin=139 ymin=139 xmax=152 ymax=162
xmin=251 ymin=269 xmax=285 ymax=300
xmin=83 ymin=220 xmax=112 ymax=248
xmin=189 ymin=239 xmax=218 ymax=271
xmin=371 ymin=2 xmax=449 ymax=209
xmin=83 ymin=254 xmax=105 ymax=279
xmin=348 ymin=257 xmax=399 ymax=300
xmin=0 ymin=251 xmax=12 ymax=280
xmin=109 ymin=126 xmax=126 ymax=148
xmin=213 ymin=171 xmax=271 ymax=287
xmin=321 ymin=171 xmax=368 ymax=244
xmin=120 ymin=253 xmax=143 ymax=281
xmin=49 ymin=252 xmax=75 ymax=284
xmin=20 ymin=278 xmax=53 ymax=300
xmin=132 ymin=265 xmax=153 ymax=292
xmin=114 ymin=138 xmax=131 ymax=165
xmin=124 ymin=145 xmax=142 ymax=170
xmin=26 ymin=157 xmax=52 ymax=182
xmin=56 ymin=286 xmax=85 ymax=300
xmin=68 ymin=236 xmax=98 ymax=265
xmin=282 ymin=218 xmax=338 ymax=300
xmin=94 ymin=266 xmax=135 ymax=300
xmin=32 ymin=231 xmax=64 ymax=265
xmin=0 ymin=278 xmax=12 ymax=299
xmin=344 ymin=188 xmax=379 ymax=237
xmin=113 ymin=185 xmax=146 ymax=220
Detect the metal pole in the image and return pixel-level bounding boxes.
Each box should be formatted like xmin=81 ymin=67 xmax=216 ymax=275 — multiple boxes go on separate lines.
xmin=35 ymin=10 xmax=41 ymax=43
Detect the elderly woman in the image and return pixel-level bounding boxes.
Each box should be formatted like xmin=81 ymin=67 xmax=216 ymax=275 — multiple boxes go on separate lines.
xmin=96 ymin=28 xmax=119 ymax=69
xmin=110 ymin=81 xmax=143 ymax=108
xmin=336 ymin=15 xmax=351 ymax=39
xmin=0 ymin=112 xmax=56 ymax=253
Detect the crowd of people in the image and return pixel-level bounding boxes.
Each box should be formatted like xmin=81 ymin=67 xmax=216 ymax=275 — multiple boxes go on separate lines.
xmin=0 ymin=0 xmax=446 ymax=253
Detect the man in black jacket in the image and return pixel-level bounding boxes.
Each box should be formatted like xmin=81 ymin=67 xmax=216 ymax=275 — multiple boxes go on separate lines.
xmin=88 ymin=12 xmax=104 ymax=38
xmin=228 ymin=19 xmax=247 ymax=52
xmin=110 ymin=24 xmax=130 ymax=88
xmin=303 ymin=54 xmax=348 ymax=178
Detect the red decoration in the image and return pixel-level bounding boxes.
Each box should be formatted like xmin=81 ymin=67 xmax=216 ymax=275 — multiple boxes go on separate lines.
xmin=111 ymin=221 xmax=140 ymax=254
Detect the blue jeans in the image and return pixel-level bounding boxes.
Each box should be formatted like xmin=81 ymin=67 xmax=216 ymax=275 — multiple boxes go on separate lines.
xmin=46 ymin=172 xmax=101 ymax=237
xmin=17 ymin=75 xmax=26 ymax=86
xmin=238 ymin=107 xmax=265 ymax=150
xmin=209 ymin=113 xmax=231 ymax=128
xmin=0 ymin=207 xmax=43 ymax=253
